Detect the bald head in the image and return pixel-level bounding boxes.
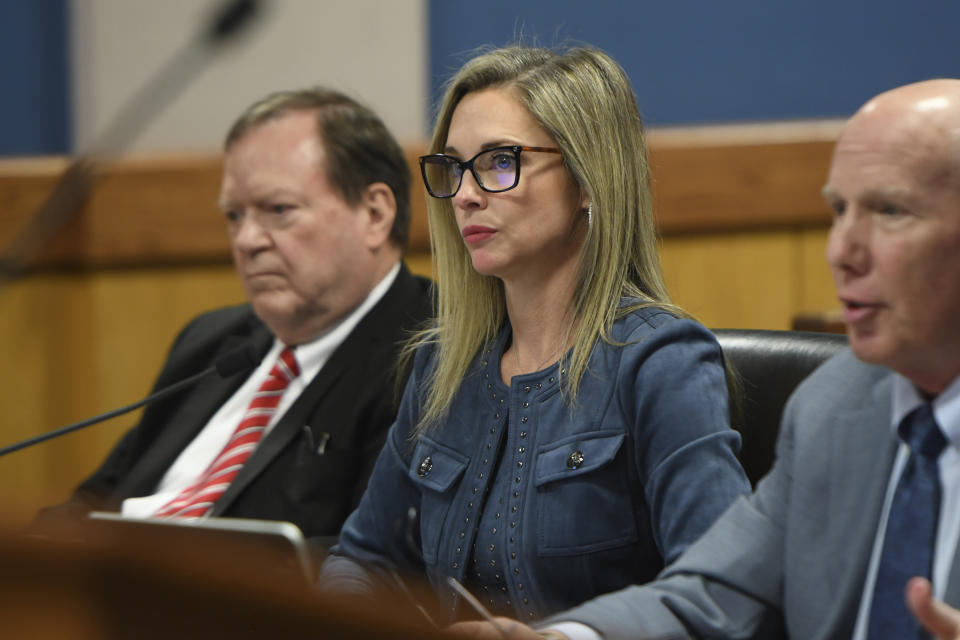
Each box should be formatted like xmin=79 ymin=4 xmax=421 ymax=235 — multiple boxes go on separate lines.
xmin=856 ymin=78 xmax=960 ymax=116
xmin=824 ymin=78 xmax=960 ymax=395
xmin=839 ymin=79 xmax=960 ymax=184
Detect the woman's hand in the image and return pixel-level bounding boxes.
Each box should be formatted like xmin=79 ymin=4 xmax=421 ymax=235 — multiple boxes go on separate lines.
xmin=447 ymin=618 xmax=554 ymax=639
xmin=908 ymin=577 xmax=960 ymax=639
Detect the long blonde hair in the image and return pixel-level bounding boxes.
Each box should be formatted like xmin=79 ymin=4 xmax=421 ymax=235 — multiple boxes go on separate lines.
xmin=410 ymin=45 xmax=684 ymax=435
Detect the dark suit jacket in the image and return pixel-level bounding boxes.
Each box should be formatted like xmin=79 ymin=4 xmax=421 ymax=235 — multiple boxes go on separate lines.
xmin=37 ymin=265 xmax=433 ymax=539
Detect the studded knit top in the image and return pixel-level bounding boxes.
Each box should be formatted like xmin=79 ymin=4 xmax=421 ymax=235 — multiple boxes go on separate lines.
xmin=322 ymin=306 xmax=751 ymax=623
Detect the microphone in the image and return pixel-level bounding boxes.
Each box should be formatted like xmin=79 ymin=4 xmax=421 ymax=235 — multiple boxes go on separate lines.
xmin=205 ymin=0 xmax=262 ymax=44
xmin=0 ymin=344 xmax=261 ymax=458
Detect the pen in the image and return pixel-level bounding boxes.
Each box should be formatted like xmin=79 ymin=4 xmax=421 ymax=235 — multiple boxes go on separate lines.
xmin=446 ymin=576 xmax=511 ymax=639
xmin=390 ymin=568 xmax=440 ymax=629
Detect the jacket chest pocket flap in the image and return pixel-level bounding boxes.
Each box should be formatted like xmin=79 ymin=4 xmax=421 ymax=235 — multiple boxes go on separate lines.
xmin=535 ymin=431 xmax=637 ymax=555
xmin=408 ymin=437 xmax=470 ymax=564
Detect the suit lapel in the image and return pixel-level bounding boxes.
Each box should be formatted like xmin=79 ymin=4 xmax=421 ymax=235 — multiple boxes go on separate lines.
xmin=119 ymin=331 xmax=274 ymax=498
xmin=820 ymin=373 xmax=899 ymax=634
xmin=209 ymin=350 xmax=352 ymax=514
xmin=209 ymin=266 xmax=421 ymax=515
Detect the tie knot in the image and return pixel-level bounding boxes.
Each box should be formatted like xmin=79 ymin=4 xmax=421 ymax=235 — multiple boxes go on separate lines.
xmin=898 ymin=403 xmax=947 ymax=460
xmin=274 ymin=347 xmax=300 ymax=381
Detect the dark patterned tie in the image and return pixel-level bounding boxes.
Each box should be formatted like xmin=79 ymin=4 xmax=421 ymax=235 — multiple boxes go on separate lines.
xmin=153 ymin=347 xmax=299 ymax=519
xmin=866 ymin=403 xmax=946 ymax=639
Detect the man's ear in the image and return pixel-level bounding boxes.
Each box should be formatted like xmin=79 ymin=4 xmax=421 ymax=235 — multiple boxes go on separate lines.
xmin=358 ymin=182 xmax=397 ymax=250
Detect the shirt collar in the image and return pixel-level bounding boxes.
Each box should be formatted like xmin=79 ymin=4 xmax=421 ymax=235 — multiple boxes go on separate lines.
xmin=279 ymin=261 xmax=401 ymax=383
xmin=891 ymin=371 xmax=960 ymax=451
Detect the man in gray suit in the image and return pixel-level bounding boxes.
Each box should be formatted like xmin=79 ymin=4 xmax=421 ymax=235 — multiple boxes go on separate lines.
xmin=450 ymin=79 xmax=960 ymax=639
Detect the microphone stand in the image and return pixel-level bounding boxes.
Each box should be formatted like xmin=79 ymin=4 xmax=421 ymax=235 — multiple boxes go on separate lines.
xmin=0 ymin=0 xmax=266 ymax=294
xmin=0 ymin=343 xmax=260 ymax=458
xmin=0 ymin=368 xmax=216 ymax=458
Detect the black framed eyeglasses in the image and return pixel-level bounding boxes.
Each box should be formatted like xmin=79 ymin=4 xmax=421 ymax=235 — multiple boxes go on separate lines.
xmin=419 ymin=145 xmax=563 ymax=199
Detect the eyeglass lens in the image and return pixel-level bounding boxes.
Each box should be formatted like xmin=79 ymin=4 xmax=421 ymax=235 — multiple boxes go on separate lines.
xmin=423 ymin=148 xmax=519 ymax=197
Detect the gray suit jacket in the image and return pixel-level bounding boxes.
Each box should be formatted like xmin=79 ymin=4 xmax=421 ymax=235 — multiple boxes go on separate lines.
xmin=558 ymin=349 xmax=960 ymax=639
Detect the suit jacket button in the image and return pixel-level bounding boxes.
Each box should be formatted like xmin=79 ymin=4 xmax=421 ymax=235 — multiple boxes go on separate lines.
xmin=418 ymin=456 xmax=433 ymax=477
xmin=567 ymin=450 xmax=584 ymax=469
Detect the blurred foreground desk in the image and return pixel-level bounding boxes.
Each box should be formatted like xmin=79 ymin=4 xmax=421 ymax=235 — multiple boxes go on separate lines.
xmin=0 ymin=521 xmax=446 ymax=639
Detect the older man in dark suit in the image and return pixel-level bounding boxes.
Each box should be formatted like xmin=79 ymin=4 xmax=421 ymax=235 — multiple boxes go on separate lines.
xmin=451 ymin=79 xmax=960 ymax=640
xmin=36 ymin=88 xmax=433 ymax=540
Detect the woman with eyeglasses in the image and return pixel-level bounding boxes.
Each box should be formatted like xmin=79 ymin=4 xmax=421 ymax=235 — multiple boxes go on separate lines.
xmin=320 ymin=45 xmax=749 ymax=626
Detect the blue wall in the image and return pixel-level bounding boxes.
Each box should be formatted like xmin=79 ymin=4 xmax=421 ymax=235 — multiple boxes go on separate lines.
xmin=0 ymin=0 xmax=70 ymax=155
xmin=429 ymin=0 xmax=960 ymax=127
xmin=4 ymin=2 xmax=960 ymax=155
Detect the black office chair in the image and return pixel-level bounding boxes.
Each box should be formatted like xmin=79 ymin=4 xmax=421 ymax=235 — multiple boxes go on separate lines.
xmin=713 ymin=329 xmax=848 ymax=486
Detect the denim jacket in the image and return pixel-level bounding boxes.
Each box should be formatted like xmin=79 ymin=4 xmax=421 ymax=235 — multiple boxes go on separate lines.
xmin=323 ymin=307 xmax=750 ymax=622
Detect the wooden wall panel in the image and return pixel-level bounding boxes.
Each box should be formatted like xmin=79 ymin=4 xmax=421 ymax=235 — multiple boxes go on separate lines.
xmin=1 ymin=275 xmax=97 ymax=525
xmin=1 ymin=122 xmax=841 ymax=267
xmin=797 ymin=228 xmax=837 ymax=311
xmin=0 ymin=267 xmax=247 ymax=525
xmin=0 ymin=122 xmax=846 ymax=525
xmin=661 ymin=230 xmax=800 ymax=330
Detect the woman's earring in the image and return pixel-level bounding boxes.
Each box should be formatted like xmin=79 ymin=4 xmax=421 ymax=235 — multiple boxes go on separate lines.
xmin=587 ymin=202 xmax=593 ymax=227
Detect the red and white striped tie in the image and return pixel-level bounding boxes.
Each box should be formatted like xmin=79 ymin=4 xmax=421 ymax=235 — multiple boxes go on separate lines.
xmin=153 ymin=347 xmax=299 ymax=519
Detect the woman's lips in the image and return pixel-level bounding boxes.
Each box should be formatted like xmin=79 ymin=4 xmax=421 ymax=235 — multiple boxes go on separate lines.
xmin=462 ymin=225 xmax=497 ymax=244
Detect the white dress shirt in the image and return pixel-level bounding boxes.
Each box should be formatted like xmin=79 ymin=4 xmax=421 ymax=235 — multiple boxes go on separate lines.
xmin=121 ymin=262 xmax=400 ymax=518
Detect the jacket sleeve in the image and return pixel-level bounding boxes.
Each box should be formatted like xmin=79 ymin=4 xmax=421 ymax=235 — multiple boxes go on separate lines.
xmin=620 ymin=317 xmax=752 ymax=565
xmin=547 ymin=355 xmax=799 ymax=640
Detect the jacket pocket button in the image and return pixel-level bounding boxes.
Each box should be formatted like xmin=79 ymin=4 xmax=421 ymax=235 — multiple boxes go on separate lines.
xmin=567 ymin=450 xmax=584 ymax=470
xmin=418 ymin=456 xmax=433 ymax=477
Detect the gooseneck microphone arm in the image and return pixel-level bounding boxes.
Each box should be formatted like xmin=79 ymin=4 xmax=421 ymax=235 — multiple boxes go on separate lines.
xmin=0 ymin=0 xmax=265 ymax=291
xmin=0 ymin=344 xmax=260 ymax=458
